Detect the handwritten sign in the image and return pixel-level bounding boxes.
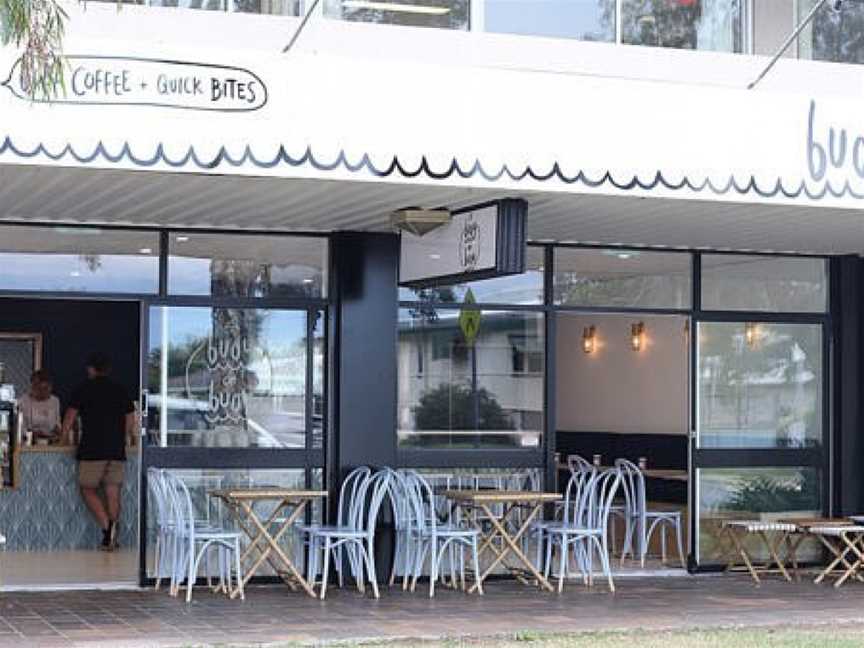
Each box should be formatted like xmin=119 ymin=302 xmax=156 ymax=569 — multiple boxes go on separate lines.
xmin=2 ymin=56 xmax=267 ymax=112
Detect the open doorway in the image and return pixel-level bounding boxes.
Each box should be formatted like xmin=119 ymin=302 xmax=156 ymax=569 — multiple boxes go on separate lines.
xmin=0 ymin=298 xmax=141 ymax=589
xmin=556 ymin=312 xmax=690 ymax=575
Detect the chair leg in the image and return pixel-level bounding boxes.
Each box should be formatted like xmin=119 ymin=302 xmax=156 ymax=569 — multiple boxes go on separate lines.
xmin=471 ymin=536 xmax=484 ymax=595
xmin=234 ymin=538 xmax=245 ymax=601
xmin=429 ymin=540 xmax=439 ymax=598
xmin=558 ymin=537 xmax=568 ymax=593
xmin=363 ymin=541 xmax=380 ymax=599
xmin=154 ymin=535 xmax=163 ymax=591
xmin=597 ymin=536 xmax=615 ymax=594
xmin=320 ymin=538 xmax=332 ymax=601
xmin=675 ymin=516 xmax=687 ymax=569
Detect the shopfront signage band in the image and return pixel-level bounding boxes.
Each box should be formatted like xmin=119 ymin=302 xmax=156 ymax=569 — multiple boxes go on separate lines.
xmin=2 ymin=56 xmax=267 ymax=112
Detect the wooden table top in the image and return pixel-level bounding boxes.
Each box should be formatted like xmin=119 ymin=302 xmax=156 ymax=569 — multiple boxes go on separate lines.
xmin=442 ymin=490 xmax=562 ymax=504
xmin=781 ymin=518 xmax=854 ymax=529
xmin=557 ymin=464 xmax=689 ymax=482
xmin=211 ymin=488 xmax=328 ymax=502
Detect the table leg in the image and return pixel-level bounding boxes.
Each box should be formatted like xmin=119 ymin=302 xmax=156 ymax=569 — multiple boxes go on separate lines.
xmin=232 ymin=500 xmax=300 ymax=590
xmin=240 ymin=500 xmax=316 ymax=598
xmin=469 ymin=503 xmax=551 ymax=593
xmin=726 ymin=527 xmax=761 ymax=585
xmin=760 ymin=531 xmax=792 ymax=583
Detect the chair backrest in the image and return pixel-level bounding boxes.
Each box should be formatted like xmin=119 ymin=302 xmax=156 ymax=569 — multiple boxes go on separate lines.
xmin=337 ymin=466 xmax=372 ymax=529
xmin=161 ymin=472 xmax=197 ymax=542
xmin=584 ymin=468 xmax=623 ymax=533
xmin=147 ymin=468 xmax=171 ymax=529
xmin=385 ymin=468 xmax=415 ymax=531
xmin=562 ymin=466 xmax=596 ymax=525
xmin=614 ymin=458 xmax=646 ymax=518
xmin=402 ymin=470 xmax=439 ymax=534
xmin=361 ymin=470 xmax=393 ymax=539
xmin=567 ymin=454 xmax=593 ymax=475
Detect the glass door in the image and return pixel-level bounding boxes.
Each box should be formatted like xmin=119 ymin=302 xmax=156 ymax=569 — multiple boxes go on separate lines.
xmin=692 ymin=319 xmax=827 ymax=567
xmin=140 ymin=303 xmax=326 ymax=582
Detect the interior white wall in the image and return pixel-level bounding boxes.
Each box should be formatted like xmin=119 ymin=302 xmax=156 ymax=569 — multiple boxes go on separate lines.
xmin=556 ymin=314 xmax=689 ymax=436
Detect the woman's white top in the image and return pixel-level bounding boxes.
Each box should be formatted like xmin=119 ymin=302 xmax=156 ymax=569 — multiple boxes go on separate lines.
xmin=18 ymin=394 xmax=61 ymax=434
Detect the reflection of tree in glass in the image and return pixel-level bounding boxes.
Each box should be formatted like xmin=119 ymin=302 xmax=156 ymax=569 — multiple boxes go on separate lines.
xmin=210 ymin=259 xmax=319 ymax=298
xmin=79 ymin=254 xmax=102 ymax=273
xmin=555 ymin=273 xmax=687 ymax=308
xmin=725 ymin=471 xmax=819 ymax=513
xmin=335 ymin=0 xmax=469 ymax=29
xmin=414 ymin=383 xmax=514 ymax=431
xmin=700 ymin=325 xmax=821 ymax=448
xmin=809 ymin=3 xmax=864 ymax=64
xmin=619 ymin=0 xmax=741 ymax=51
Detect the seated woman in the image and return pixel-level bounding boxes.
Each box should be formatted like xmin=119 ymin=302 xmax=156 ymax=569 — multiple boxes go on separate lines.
xmin=18 ymin=369 xmax=61 ymax=444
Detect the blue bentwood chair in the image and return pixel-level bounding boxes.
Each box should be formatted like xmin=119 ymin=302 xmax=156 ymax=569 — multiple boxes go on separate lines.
xmin=402 ymin=470 xmax=484 ymax=598
xmin=305 ymin=468 xmax=392 ymax=600
xmin=544 ymin=467 xmax=622 ymax=593
xmin=160 ymin=471 xmax=245 ymax=602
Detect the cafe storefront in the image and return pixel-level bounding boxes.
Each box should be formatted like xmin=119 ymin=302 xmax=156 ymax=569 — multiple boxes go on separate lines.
xmin=0 ymin=6 xmax=863 ymax=587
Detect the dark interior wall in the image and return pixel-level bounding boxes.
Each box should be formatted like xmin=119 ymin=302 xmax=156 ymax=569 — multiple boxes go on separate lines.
xmin=0 ymin=298 xmax=140 ymax=413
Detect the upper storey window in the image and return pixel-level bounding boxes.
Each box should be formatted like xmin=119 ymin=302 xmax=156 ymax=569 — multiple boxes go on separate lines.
xmin=324 ymin=0 xmax=469 ymax=29
xmin=799 ymin=0 xmax=864 ymax=64
xmin=621 ymin=0 xmax=744 ymax=52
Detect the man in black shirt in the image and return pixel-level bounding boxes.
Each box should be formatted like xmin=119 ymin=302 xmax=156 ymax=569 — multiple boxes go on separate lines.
xmin=61 ymin=352 xmax=135 ymax=551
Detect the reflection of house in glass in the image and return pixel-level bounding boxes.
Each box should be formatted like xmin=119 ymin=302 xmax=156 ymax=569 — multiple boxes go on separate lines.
xmin=397 ymin=310 xmax=544 ymax=449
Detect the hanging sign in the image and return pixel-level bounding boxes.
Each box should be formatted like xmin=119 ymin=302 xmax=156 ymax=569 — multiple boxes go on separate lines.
xmin=2 ymin=56 xmax=268 ymax=112
xmin=399 ymin=198 xmax=527 ymax=288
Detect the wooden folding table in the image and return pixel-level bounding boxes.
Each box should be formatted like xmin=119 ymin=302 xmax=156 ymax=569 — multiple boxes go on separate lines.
xmin=211 ymin=487 xmax=327 ymax=598
xmin=719 ymin=520 xmax=799 ymax=584
xmin=443 ymin=490 xmax=561 ymax=593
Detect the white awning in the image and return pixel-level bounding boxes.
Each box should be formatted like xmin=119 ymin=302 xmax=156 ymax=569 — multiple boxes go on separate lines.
xmin=1 ymin=33 xmax=862 ymax=212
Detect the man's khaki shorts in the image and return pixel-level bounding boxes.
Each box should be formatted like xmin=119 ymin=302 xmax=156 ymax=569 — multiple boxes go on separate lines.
xmin=78 ymin=460 xmax=125 ymax=489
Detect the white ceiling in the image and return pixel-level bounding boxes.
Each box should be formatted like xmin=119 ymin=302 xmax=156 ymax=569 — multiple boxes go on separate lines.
xmin=1 ymin=165 xmax=863 ymax=255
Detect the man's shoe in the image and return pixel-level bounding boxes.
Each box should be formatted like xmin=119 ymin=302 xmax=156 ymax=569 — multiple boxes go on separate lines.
xmin=99 ymin=524 xmax=112 ymax=551
xmin=109 ymin=520 xmax=118 ymax=549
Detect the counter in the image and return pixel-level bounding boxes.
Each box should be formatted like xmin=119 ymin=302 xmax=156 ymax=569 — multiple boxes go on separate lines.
xmin=0 ymin=446 xmax=139 ymax=551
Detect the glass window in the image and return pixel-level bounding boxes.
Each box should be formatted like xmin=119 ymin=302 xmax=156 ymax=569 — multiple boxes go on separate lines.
xmin=701 ymin=255 xmax=828 ymax=313
xmin=399 ymin=246 xmax=545 ymax=305
xmin=622 ymin=0 xmax=743 ymax=52
xmin=149 ymin=0 xmax=224 ymax=8
xmin=0 ymin=225 xmax=159 ymax=294
xmin=146 ymin=306 xmax=312 ymax=448
xmin=147 ymin=468 xmax=322 ymax=578
xmin=168 ymin=232 xmax=328 ymax=299
xmin=484 ymin=0 xmax=615 ymax=42
xmin=697 ymin=467 xmax=821 ymax=565
xmin=234 ymin=0 xmax=301 ymax=12
xmin=697 ymin=322 xmax=823 ymax=449
xmin=554 ymin=248 xmax=691 ymax=309
xmin=324 ymin=0 xmax=469 ymax=29
xmin=799 ymin=0 xmax=864 ymax=64
xmin=398 ymin=308 xmax=544 ymax=449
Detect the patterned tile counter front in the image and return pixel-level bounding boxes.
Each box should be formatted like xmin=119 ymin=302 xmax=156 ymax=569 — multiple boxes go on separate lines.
xmin=0 ymin=447 xmax=138 ymax=551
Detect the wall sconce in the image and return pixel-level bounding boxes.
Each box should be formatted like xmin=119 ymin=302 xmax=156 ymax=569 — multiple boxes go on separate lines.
xmin=744 ymin=322 xmax=759 ymax=350
xmin=582 ymin=325 xmax=597 ymax=354
xmin=630 ymin=321 xmax=646 ymax=352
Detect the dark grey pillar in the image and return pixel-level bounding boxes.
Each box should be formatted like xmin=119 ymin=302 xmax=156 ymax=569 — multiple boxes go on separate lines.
xmin=329 ymin=232 xmax=399 ymax=582
xmin=832 ymin=255 xmax=863 ymax=515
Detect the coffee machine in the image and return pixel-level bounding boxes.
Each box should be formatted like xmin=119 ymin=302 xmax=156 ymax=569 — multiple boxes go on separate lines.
xmin=0 ymin=363 xmax=18 ymax=487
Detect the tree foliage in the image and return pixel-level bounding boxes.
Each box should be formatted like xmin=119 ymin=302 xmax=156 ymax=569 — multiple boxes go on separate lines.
xmin=0 ymin=0 xmax=66 ymax=99
xmin=413 ymin=383 xmax=513 ymax=431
